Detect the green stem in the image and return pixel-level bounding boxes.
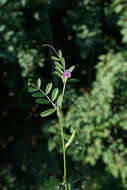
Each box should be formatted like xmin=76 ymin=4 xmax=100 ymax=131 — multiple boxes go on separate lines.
xmin=42 ymin=44 xmax=59 ymax=57
xmin=58 ymin=110 xmax=67 ymax=190
xmin=57 ymin=81 xmax=68 ymax=189
xmin=62 ymin=82 xmax=65 ymax=95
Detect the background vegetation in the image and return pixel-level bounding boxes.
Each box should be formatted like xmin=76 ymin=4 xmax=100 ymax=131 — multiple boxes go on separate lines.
xmin=1 ymin=0 xmax=127 ymax=189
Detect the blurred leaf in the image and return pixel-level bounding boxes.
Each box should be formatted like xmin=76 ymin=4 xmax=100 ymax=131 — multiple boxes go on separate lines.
xmin=68 ymin=78 xmax=79 ymax=83
xmin=68 ymin=65 xmax=75 ymax=72
xmin=28 ymin=87 xmax=37 ymax=92
xmin=58 ymin=49 xmax=62 ymax=59
xmin=57 ymin=94 xmax=63 ymax=107
xmin=54 ymin=71 xmax=63 ymax=79
xmin=43 ymin=176 xmax=60 ymax=190
xmin=40 ymin=108 xmax=56 ymax=117
xmin=36 ymin=98 xmax=50 ymax=104
xmin=55 ymin=66 xmax=63 ymax=75
xmin=32 ymin=92 xmax=45 ymax=98
xmin=75 ymin=140 xmax=82 ymax=150
xmin=45 ymin=82 xmax=53 ymax=95
xmin=37 ymin=78 xmax=41 ymax=89
xmin=65 ymin=129 xmax=76 ymax=149
xmin=51 ymin=88 xmax=59 ymax=101
xmin=51 ymin=56 xmax=59 ymax=61
xmin=54 ymin=61 xmax=64 ymax=70
xmin=28 ymin=79 xmax=32 ymax=86
xmin=61 ymin=57 xmax=65 ymax=68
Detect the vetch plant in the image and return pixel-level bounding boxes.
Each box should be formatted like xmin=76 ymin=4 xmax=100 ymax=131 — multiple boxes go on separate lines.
xmin=27 ymin=45 xmax=79 ymax=190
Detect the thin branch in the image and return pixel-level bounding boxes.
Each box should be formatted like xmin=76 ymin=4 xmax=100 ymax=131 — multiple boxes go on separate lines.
xmin=42 ymin=44 xmax=59 ymax=57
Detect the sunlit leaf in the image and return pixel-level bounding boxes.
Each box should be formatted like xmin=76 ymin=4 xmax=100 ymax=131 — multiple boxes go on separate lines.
xmin=55 ymin=66 xmax=63 ymax=75
xmin=51 ymin=56 xmax=59 ymax=61
xmin=58 ymin=49 xmax=62 ymax=59
xmin=54 ymin=71 xmax=63 ymax=79
xmin=54 ymin=61 xmax=64 ymax=70
xmin=68 ymin=65 xmax=75 ymax=72
xmin=45 ymin=82 xmax=53 ymax=95
xmin=61 ymin=57 xmax=65 ymax=68
xmin=40 ymin=108 xmax=56 ymax=117
xmin=57 ymin=94 xmax=63 ymax=107
xmin=37 ymin=78 xmax=41 ymax=89
xmin=28 ymin=79 xmax=32 ymax=86
xmin=51 ymin=88 xmax=59 ymax=101
xmin=65 ymin=129 xmax=76 ymax=150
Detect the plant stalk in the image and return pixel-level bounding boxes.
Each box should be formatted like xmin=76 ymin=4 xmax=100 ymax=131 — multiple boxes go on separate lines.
xmin=57 ymin=110 xmax=67 ymax=190
xmin=57 ymin=81 xmax=67 ymax=189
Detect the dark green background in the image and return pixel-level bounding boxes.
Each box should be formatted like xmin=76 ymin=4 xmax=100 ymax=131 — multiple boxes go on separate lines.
xmin=1 ymin=0 xmax=127 ymax=189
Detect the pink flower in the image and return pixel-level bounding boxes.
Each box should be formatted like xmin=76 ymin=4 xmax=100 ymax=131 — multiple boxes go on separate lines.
xmin=63 ymin=70 xmax=71 ymax=78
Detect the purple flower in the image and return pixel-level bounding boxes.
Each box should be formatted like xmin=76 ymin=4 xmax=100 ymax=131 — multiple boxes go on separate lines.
xmin=63 ymin=70 xmax=71 ymax=79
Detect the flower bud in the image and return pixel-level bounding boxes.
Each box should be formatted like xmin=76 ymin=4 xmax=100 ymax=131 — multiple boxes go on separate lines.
xmin=63 ymin=70 xmax=71 ymax=78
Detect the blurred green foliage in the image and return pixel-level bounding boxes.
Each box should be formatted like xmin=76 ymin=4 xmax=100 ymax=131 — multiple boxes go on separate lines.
xmin=1 ymin=0 xmax=127 ymax=190
xmin=44 ymin=51 xmax=127 ymax=189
